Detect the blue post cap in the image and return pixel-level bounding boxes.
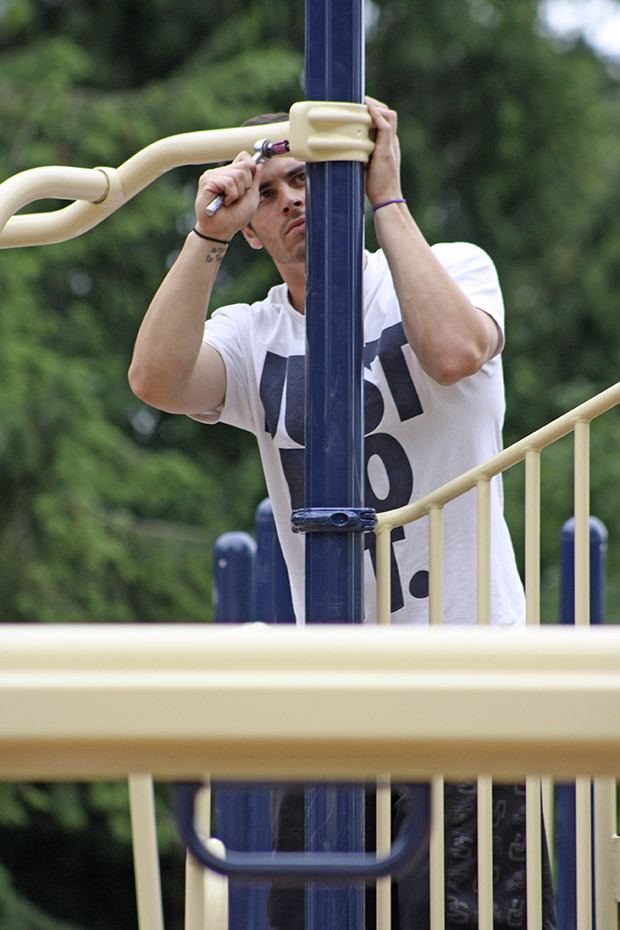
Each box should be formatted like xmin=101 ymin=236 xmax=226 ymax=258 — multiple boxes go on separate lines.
xmin=560 ymin=516 xmax=608 ymax=544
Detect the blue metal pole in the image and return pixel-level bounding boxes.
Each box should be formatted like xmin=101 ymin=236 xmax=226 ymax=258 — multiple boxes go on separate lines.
xmin=303 ymin=2 xmax=366 ymax=930
xmin=254 ymin=498 xmax=295 ymax=623
xmin=214 ymin=531 xmax=257 ymax=623
xmin=555 ymin=516 xmax=607 ymax=930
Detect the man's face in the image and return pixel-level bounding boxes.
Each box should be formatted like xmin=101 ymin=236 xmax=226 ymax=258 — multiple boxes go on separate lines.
xmin=242 ymin=157 xmax=306 ymax=267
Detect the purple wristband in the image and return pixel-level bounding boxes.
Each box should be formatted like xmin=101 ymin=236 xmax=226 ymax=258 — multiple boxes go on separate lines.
xmin=372 ymin=198 xmax=406 ymax=213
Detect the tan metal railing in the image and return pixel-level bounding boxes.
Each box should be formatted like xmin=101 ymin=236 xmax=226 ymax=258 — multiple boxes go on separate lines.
xmin=0 ymin=101 xmax=373 ymax=248
xmin=373 ymin=380 xmax=620 ymax=930
xmin=0 ymin=622 xmax=619 ymax=928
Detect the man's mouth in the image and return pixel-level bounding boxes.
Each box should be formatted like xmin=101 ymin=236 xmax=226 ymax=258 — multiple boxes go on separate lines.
xmin=285 ymin=216 xmax=305 ymax=236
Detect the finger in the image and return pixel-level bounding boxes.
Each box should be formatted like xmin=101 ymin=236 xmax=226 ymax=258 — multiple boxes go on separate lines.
xmin=365 ymin=94 xmax=388 ymax=108
xmin=201 ymin=163 xmax=254 ymax=204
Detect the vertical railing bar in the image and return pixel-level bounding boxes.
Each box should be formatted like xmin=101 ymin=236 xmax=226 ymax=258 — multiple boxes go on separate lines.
xmin=476 ymin=478 xmax=492 ymax=925
xmin=184 ymin=855 xmax=204 ymax=930
xmin=375 ymin=525 xmax=392 ymax=626
xmin=574 ymin=422 xmax=591 ymax=929
xmin=128 ymin=773 xmax=165 ymax=930
xmin=477 ymin=774 xmax=494 ymax=930
xmin=576 ymin=776 xmax=593 ymax=930
xmin=593 ymin=778 xmax=617 ymax=930
xmin=184 ymin=780 xmax=212 ymax=930
xmin=376 ymin=776 xmax=392 ymax=930
xmin=428 ymin=504 xmax=444 ymax=926
xmin=574 ymin=421 xmax=590 ymax=626
xmin=526 ymin=776 xmax=543 ymax=930
xmin=429 ymin=505 xmax=444 ymax=625
xmin=524 ymin=449 xmax=541 ymax=625
xmin=430 ymin=775 xmax=445 ymax=930
xmin=476 ymin=479 xmax=491 ymax=625
xmin=375 ymin=523 xmax=392 ymax=930
xmin=525 ymin=450 xmax=543 ymax=928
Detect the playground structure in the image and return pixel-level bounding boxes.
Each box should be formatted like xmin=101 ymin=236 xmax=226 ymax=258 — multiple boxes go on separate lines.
xmin=2 ymin=0 xmax=620 ymax=925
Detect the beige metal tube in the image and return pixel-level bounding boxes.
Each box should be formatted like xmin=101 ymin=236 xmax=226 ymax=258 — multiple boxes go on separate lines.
xmin=375 ymin=524 xmax=392 ymax=624
xmin=1 ymin=625 xmax=620 ymax=780
xmin=574 ymin=421 xmax=590 ymax=626
xmin=576 ymin=776 xmax=593 ymax=930
xmin=184 ymin=853 xmax=204 ymax=930
xmin=593 ymin=777 xmax=617 ymax=930
xmin=477 ymin=480 xmax=491 ymax=625
xmin=0 ymin=166 xmax=109 ymax=236
xmin=429 ymin=506 xmax=443 ymax=624
xmin=129 ymin=773 xmax=165 ymax=930
xmin=430 ymin=775 xmax=445 ymax=930
xmin=525 ymin=450 xmax=541 ymax=625
xmin=184 ymin=784 xmax=228 ymax=930
xmin=184 ymin=781 xmax=210 ymax=930
xmin=375 ymin=522 xmax=392 ymax=930
xmin=477 ymin=775 xmax=494 ymax=930
xmin=0 ymin=123 xmax=290 ymax=248
xmin=376 ymin=776 xmax=392 ymax=930
xmin=526 ymin=776 xmax=543 ymax=930
xmin=376 ymin=382 xmax=620 ymax=532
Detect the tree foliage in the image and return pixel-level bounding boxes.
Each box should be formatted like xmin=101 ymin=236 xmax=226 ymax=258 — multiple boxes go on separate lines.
xmin=1 ymin=0 xmax=620 ymax=925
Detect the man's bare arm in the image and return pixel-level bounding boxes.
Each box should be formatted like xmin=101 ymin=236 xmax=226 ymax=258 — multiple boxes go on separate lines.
xmin=128 ymin=152 xmax=262 ymax=414
xmin=365 ymin=96 xmax=499 ymax=386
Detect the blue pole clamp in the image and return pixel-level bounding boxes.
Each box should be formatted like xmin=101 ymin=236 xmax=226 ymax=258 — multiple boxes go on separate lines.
xmin=291 ymin=507 xmax=377 ymax=534
xmin=173 ymin=782 xmax=428 ymax=883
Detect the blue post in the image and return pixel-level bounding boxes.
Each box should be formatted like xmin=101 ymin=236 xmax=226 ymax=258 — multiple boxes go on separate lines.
xmin=213 ymin=529 xmax=271 ymax=930
xmin=214 ymin=531 xmax=256 ymax=623
xmin=555 ymin=516 xmax=607 ymax=930
xmin=303 ymin=2 xmax=366 ymax=929
xmin=254 ymin=498 xmax=295 ymax=624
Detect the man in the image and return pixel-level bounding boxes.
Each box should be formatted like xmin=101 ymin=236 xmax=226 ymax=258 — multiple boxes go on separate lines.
xmin=129 ymin=98 xmax=556 ymax=928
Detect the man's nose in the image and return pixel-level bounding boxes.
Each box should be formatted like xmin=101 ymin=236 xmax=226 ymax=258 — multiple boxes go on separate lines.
xmin=281 ymin=187 xmax=303 ymax=213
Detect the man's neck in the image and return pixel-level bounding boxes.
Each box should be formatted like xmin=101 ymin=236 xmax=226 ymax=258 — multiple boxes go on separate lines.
xmin=276 ymin=261 xmax=305 ymax=314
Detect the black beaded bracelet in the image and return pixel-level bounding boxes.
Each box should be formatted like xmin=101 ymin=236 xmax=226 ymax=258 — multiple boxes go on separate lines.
xmin=192 ymin=227 xmax=230 ymax=245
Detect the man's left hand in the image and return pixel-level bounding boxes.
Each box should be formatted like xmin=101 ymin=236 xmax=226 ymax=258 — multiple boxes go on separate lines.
xmin=364 ymin=96 xmax=403 ymax=208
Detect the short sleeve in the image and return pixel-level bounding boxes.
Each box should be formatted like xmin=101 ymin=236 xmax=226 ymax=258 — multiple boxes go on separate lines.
xmin=432 ymin=242 xmax=506 ymax=354
xmin=190 ymin=303 xmax=255 ymax=432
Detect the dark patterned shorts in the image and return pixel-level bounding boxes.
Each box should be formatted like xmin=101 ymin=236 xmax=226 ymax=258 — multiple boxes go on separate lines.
xmin=267 ymin=783 xmax=557 ymax=930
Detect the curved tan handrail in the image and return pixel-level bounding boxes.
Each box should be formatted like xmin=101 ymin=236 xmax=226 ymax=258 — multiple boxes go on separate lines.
xmin=0 ymin=123 xmax=289 ymax=249
xmin=0 ymin=100 xmax=374 ymax=249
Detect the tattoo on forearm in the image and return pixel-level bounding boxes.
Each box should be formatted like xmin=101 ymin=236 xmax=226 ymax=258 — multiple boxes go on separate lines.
xmin=204 ymin=246 xmax=227 ymax=265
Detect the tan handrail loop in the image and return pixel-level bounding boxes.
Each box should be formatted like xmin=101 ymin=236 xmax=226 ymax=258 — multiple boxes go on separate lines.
xmin=0 ymin=101 xmax=373 ymax=249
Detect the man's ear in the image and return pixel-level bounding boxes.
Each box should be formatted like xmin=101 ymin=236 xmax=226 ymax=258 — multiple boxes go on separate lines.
xmin=241 ymin=224 xmax=264 ymax=252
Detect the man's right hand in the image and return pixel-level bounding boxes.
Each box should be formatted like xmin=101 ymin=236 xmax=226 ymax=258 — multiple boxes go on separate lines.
xmin=194 ymin=152 xmax=261 ymax=241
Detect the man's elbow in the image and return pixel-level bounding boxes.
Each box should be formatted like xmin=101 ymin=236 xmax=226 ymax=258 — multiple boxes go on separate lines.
xmin=128 ymin=359 xmax=166 ymax=410
xmin=428 ymin=346 xmax=487 ymax=386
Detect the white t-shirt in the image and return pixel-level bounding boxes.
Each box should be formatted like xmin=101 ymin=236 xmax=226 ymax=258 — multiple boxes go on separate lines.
xmin=195 ymin=244 xmax=525 ymax=627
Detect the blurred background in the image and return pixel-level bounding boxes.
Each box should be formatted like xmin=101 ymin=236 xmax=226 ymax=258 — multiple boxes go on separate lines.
xmin=1 ymin=0 xmax=619 ymax=926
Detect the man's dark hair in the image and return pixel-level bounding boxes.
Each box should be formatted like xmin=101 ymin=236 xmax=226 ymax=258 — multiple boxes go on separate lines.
xmin=242 ymin=112 xmax=289 ymax=127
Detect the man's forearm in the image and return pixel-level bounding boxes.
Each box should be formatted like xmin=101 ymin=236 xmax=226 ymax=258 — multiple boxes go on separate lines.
xmin=128 ymin=230 xmax=227 ymax=412
xmin=374 ymin=204 xmax=498 ymax=385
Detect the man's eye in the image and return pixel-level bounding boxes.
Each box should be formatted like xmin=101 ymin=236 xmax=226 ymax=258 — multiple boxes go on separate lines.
xmin=294 ymin=172 xmax=306 ymax=184
xmin=259 ymin=189 xmax=272 ymax=200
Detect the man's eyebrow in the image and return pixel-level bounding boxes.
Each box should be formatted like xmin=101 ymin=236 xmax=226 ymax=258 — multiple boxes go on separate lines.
xmin=259 ymin=165 xmax=305 ymax=194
